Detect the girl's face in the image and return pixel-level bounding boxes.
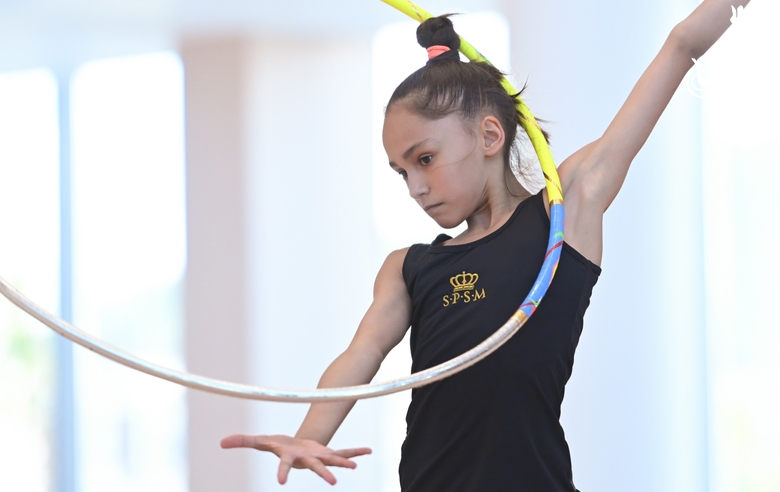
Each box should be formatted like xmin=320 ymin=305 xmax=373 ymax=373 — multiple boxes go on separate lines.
xmin=382 ymin=106 xmax=492 ymax=229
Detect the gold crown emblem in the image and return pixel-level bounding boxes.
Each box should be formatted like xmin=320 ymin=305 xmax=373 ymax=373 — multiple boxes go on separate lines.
xmin=450 ymin=271 xmax=479 ymax=292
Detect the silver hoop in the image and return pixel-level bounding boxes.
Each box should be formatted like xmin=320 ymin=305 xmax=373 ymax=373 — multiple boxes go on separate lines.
xmin=0 ymin=0 xmax=565 ymax=403
xmin=1 ymin=275 xmax=529 ymax=402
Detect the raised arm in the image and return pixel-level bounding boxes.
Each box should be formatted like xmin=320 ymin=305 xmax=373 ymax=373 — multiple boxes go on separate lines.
xmin=555 ymin=0 xmax=749 ymax=264
xmin=221 ymin=248 xmax=411 ymax=485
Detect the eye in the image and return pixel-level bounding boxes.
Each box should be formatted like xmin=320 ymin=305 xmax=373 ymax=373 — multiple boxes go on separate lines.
xmin=419 ymin=154 xmax=433 ymax=165
xmin=398 ymin=169 xmax=408 ymax=180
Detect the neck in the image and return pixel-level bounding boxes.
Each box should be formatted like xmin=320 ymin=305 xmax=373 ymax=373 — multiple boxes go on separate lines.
xmin=449 ymin=166 xmax=530 ymax=245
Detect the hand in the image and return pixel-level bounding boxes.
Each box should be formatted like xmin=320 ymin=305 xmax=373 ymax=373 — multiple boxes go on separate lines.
xmin=220 ymin=434 xmax=372 ymax=485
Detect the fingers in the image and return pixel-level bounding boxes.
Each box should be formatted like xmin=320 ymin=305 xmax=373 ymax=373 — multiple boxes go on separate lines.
xmin=281 ymin=456 xmax=337 ymax=485
xmin=221 ymin=434 xmax=277 ymax=451
xmin=279 ymin=450 xmax=365 ymax=485
xmin=320 ymin=447 xmax=372 ymax=469
xmin=317 ymin=447 xmax=372 ymax=470
xmin=301 ymin=457 xmax=337 ymax=485
xmin=221 ymin=435 xmax=370 ymax=485
xmin=278 ymin=456 xmax=293 ymax=485
xmin=220 ymin=434 xmax=252 ymax=449
xmin=334 ymin=447 xmax=373 ymax=459
xmin=320 ymin=455 xmax=358 ymax=470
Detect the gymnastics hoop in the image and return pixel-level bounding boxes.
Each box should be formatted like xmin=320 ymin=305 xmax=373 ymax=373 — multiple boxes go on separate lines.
xmin=0 ymin=0 xmax=564 ymax=403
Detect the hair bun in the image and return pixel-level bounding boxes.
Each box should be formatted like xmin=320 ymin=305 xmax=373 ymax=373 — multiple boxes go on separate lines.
xmin=416 ymin=15 xmax=461 ymax=55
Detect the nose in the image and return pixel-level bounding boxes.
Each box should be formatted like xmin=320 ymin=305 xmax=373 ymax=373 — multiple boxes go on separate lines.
xmin=407 ymin=170 xmax=429 ymax=200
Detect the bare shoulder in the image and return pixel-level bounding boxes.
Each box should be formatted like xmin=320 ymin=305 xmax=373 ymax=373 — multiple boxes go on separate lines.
xmin=349 ymin=247 xmax=412 ymax=359
xmin=373 ymin=247 xmax=409 ymax=291
xmin=383 ymin=247 xmax=410 ymax=270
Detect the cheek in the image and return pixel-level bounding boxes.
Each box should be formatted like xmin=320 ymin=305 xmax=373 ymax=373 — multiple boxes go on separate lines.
xmin=445 ymin=159 xmax=481 ymax=190
xmin=438 ymin=171 xmax=477 ymax=203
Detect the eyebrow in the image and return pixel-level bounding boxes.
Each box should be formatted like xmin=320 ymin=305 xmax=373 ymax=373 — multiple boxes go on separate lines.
xmin=389 ymin=138 xmax=432 ymax=169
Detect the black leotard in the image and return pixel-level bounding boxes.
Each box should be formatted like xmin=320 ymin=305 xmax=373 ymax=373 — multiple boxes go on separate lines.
xmin=400 ymin=191 xmax=600 ymax=492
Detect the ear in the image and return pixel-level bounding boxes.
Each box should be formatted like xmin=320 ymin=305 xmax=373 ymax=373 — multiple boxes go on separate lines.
xmin=480 ymin=115 xmax=505 ymax=158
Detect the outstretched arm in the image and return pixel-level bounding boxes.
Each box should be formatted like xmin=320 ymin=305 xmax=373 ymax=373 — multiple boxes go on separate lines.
xmin=589 ymin=0 xmax=747 ymax=207
xmin=221 ymin=248 xmax=412 ymax=485
xmin=556 ymin=0 xmax=749 ymax=263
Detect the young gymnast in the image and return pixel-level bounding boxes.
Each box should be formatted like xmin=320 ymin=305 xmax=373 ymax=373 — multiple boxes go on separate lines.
xmin=221 ymin=0 xmax=747 ymax=489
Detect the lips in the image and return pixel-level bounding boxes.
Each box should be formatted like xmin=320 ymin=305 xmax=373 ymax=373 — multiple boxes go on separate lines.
xmin=424 ymin=203 xmax=442 ymax=213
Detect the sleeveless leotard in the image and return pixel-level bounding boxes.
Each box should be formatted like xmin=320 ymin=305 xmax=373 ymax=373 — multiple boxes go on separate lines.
xmin=399 ymin=190 xmax=600 ymax=492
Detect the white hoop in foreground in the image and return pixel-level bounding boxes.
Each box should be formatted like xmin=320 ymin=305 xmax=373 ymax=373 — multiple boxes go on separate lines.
xmin=0 ymin=274 xmax=532 ymax=402
xmin=0 ymin=0 xmax=566 ymax=403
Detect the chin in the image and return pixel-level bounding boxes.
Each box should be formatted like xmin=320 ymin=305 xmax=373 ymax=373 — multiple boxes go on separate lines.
xmin=432 ymin=217 xmax=464 ymax=229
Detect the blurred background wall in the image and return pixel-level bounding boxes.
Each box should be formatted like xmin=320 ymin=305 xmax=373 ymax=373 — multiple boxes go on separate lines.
xmin=0 ymin=0 xmax=777 ymax=491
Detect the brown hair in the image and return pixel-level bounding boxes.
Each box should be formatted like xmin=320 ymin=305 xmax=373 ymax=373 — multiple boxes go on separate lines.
xmin=386 ymin=15 xmax=549 ymax=185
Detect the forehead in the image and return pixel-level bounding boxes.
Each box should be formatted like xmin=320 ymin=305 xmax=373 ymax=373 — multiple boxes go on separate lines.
xmin=382 ymin=106 xmax=475 ymax=151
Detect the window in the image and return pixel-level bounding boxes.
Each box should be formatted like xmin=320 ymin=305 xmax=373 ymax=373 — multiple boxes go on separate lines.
xmin=69 ymin=52 xmax=187 ymax=492
xmin=0 ymin=68 xmax=60 ymax=492
xmin=700 ymin=2 xmax=780 ymax=490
